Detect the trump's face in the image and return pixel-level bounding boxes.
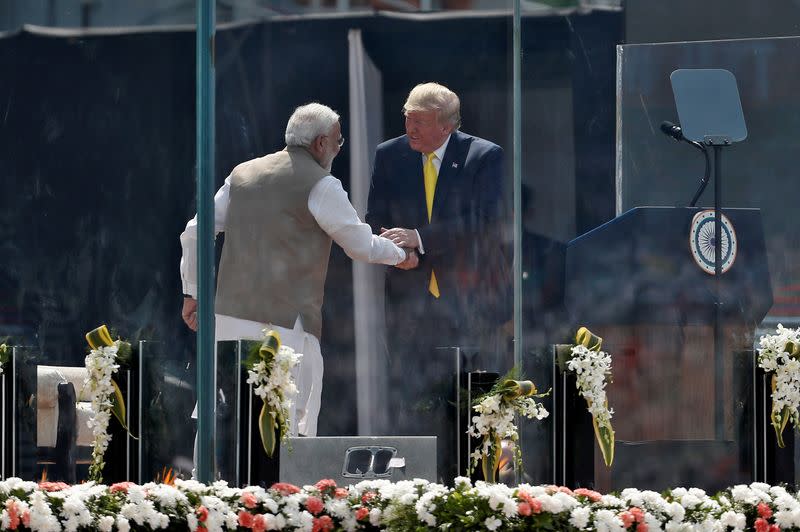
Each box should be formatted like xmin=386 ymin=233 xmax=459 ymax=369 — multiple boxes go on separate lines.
xmin=405 ymin=110 xmax=452 ymax=154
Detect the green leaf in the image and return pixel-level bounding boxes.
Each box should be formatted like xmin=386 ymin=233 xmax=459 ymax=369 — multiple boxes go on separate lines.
xmin=110 ymin=379 xmax=138 ymax=440
xmin=259 ymin=401 xmax=277 ymax=457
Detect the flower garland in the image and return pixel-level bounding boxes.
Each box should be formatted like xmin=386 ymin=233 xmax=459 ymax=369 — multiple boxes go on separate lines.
xmin=0 ymin=477 xmax=799 ymax=531
xmin=244 ymin=329 xmax=302 ymax=457
xmin=757 ymin=323 xmax=800 ymax=448
xmin=468 ymin=377 xmax=549 ymax=482
xmin=84 ymin=325 xmax=132 ymax=482
xmin=561 ymin=327 xmax=615 ymax=467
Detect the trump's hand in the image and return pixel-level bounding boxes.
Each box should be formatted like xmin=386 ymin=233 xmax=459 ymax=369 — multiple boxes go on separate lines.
xmin=380 ymin=227 xmax=420 ymax=249
xmin=395 ymin=248 xmax=419 ymax=270
xmin=182 ymin=296 xmax=198 ymax=331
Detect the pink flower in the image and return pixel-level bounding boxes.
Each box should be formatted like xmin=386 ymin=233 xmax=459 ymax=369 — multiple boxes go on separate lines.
xmin=238 ymin=511 xmax=254 ymax=528
xmin=109 ymin=482 xmax=135 ymax=494
xmin=241 ymin=492 xmax=258 ymax=509
xmin=21 ymin=511 xmax=30 ymax=528
xmin=355 ymin=507 xmax=369 ymax=520
xmin=755 ymin=518 xmax=770 ymax=532
xmin=637 ymin=523 xmax=649 ymax=532
xmin=196 ymin=506 xmax=209 ymax=523
xmin=315 ymin=479 xmax=337 ymax=493
xmin=312 ymin=515 xmax=334 ymax=532
xmin=361 ymin=491 xmax=376 ymax=504
xmin=758 ymin=503 xmax=774 ymax=520
xmin=530 ymin=498 xmax=542 ymax=514
xmin=769 ymin=525 xmax=781 ymax=532
xmin=306 ymin=496 xmax=324 ymax=515
xmin=252 ymin=514 xmax=267 ymax=532
xmin=194 ymin=526 xmax=206 ymax=532
xmin=334 ymin=487 xmax=349 ymax=499
xmin=5 ymin=501 xmax=20 ymax=530
xmin=574 ymin=488 xmax=602 ymax=502
xmin=39 ymin=481 xmax=71 ymax=492
xmin=518 ymin=502 xmax=532 ymax=516
xmin=630 ymin=507 xmax=645 ymax=523
xmin=271 ymin=482 xmax=301 ymax=495
xmin=619 ymin=511 xmax=634 ymax=528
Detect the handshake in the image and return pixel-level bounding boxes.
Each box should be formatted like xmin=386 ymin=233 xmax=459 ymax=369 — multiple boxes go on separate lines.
xmin=380 ymin=226 xmax=420 ymax=270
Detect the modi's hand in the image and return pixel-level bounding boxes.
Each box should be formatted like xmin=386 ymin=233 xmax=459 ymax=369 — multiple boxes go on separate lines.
xmin=380 ymin=227 xmax=420 ymax=249
xmin=182 ymin=297 xmax=198 ymax=331
xmin=395 ymin=248 xmax=419 ymax=270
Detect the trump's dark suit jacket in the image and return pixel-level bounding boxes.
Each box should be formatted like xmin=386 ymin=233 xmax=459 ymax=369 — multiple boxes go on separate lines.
xmin=366 ymin=130 xmax=509 ymax=335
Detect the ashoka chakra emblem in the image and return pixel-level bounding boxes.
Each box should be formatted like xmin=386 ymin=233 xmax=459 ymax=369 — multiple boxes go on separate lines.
xmin=689 ymin=210 xmax=737 ymax=275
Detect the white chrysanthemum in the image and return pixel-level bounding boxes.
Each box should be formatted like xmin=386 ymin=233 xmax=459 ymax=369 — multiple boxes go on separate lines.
xmin=593 ymin=508 xmax=625 ymax=532
xmin=369 ymin=508 xmax=382 ymax=526
xmin=569 ymin=506 xmax=591 ymax=529
xmin=719 ymin=510 xmax=746 ymax=530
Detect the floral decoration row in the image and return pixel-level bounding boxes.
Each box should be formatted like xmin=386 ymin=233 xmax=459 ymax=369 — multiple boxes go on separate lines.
xmin=0 ymin=476 xmax=796 ymax=532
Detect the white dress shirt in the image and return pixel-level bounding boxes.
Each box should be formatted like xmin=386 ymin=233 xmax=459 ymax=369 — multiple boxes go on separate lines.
xmin=180 ymin=171 xmax=406 ymax=436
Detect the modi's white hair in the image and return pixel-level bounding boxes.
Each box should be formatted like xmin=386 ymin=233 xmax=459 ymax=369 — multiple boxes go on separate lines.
xmin=285 ymin=103 xmax=340 ymax=147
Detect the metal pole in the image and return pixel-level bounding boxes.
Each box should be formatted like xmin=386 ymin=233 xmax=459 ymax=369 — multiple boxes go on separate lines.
xmin=713 ymin=145 xmax=723 ymax=439
xmin=513 ymin=0 xmax=522 ymax=370
xmin=196 ymin=0 xmax=216 ymax=484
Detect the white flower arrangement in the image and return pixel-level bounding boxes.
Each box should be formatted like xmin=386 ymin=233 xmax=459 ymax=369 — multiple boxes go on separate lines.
xmin=0 ymin=476 xmax=799 ymax=531
xmin=757 ymin=324 xmax=800 ymax=448
xmin=244 ymin=329 xmax=302 ymax=457
xmin=567 ymin=344 xmax=614 ymax=429
xmin=560 ymin=326 xmax=616 ymax=467
xmin=83 ymin=325 xmax=132 ymax=482
xmin=84 ymin=343 xmax=120 ymax=481
xmin=467 ymin=377 xmax=549 ymax=482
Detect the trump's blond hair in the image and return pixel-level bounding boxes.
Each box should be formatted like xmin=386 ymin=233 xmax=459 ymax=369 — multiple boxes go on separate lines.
xmin=402 ymin=82 xmax=461 ymax=130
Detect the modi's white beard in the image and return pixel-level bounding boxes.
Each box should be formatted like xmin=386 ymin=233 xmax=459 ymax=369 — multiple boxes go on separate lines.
xmin=322 ymin=154 xmax=335 ymax=173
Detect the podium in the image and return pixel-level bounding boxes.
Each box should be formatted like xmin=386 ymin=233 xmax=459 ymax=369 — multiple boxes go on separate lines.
xmin=558 ymin=206 xmax=772 ymax=491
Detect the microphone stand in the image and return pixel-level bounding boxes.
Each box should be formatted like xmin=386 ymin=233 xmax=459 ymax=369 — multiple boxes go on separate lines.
xmin=688 ymin=142 xmax=711 ymax=207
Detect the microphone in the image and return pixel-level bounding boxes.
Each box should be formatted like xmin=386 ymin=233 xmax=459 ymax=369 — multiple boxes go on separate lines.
xmin=660 ymin=120 xmax=684 ymax=141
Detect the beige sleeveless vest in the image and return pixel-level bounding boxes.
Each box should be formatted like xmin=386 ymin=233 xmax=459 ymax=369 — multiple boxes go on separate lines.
xmin=215 ymin=146 xmax=331 ymax=337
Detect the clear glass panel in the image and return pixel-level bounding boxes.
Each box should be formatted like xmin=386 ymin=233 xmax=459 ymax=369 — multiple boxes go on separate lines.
xmin=2 ymin=347 xmax=139 ymax=483
xmin=584 ymin=36 xmax=798 ymax=491
xmin=138 ymin=341 xmax=196 ymax=481
xmin=517 ymin=9 xmax=623 ymax=486
xmin=201 ymin=0 xmax=515 ymax=485
xmin=0 ymin=2 xmax=195 ymax=484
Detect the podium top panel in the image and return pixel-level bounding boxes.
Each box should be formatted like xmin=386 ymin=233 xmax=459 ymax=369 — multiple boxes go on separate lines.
xmin=670 ymin=69 xmax=748 ymax=144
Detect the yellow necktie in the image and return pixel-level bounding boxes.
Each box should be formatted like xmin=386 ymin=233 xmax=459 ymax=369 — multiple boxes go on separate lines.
xmin=424 ymin=152 xmax=440 ymax=298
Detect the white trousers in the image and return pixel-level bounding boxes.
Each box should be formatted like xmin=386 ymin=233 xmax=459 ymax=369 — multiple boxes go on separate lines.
xmin=192 ymin=315 xmax=324 ymax=475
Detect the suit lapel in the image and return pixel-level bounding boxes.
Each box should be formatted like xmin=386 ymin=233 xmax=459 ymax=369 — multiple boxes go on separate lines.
xmin=432 ymin=131 xmax=468 ymax=221
xmin=399 ymin=139 xmax=428 ymax=227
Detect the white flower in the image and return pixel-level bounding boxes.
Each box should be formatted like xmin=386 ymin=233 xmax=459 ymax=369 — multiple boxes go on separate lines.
xmin=484 ymin=516 xmax=502 ymax=530
xmin=247 ymin=332 xmax=302 ymax=446
xmin=84 ymin=341 xmax=125 ymax=480
xmin=568 ymin=345 xmax=614 ymax=426
xmin=467 ymin=382 xmax=549 ymax=472
xmin=570 ymin=506 xmax=591 ymax=529
xmin=759 ymin=325 xmax=800 ymax=432
xmin=719 ymin=510 xmax=746 ymax=530
xmin=369 ymin=508 xmax=382 ymax=526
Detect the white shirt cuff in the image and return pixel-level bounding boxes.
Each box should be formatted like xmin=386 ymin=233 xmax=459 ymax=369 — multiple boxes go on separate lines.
xmin=415 ymin=229 xmax=425 ymax=254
